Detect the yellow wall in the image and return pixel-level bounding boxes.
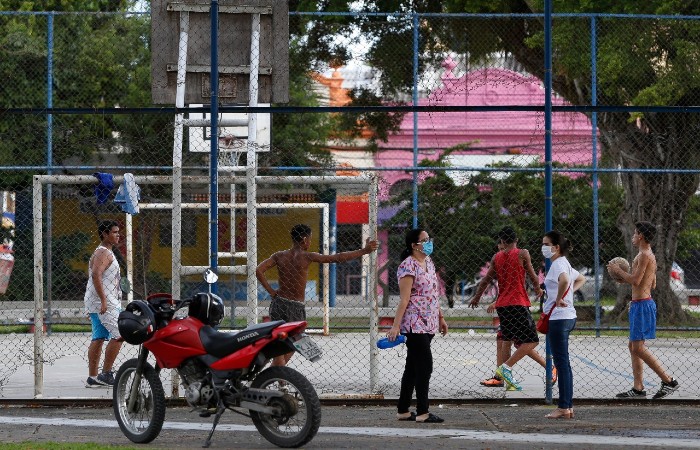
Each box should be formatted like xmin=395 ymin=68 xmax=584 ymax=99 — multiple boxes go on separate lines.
xmin=54 ymin=199 xmax=323 ymax=287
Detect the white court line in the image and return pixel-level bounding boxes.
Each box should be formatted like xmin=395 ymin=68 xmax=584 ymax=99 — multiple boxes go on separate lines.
xmin=0 ymin=416 xmax=698 ymax=448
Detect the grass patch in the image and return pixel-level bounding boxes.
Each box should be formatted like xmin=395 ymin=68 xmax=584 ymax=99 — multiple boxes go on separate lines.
xmin=0 ymin=324 xmax=91 ymax=334
xmin=4 ymin=313 xmax=699 ymax=337
xmin=0 ymin=325 xmax=31 ymax=334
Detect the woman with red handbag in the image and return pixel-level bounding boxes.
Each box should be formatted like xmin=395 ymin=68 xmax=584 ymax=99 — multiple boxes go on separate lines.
xmin=542 ymin=230 xmax=585 ymax=419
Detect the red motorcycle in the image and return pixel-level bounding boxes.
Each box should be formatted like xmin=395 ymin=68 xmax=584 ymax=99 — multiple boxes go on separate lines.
xmin=113 ymin=285 xmax=322 ymax=448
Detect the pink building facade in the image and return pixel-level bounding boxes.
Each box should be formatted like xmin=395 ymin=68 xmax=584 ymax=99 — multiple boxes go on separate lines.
xmin=375 ymin=58 xmax=599 ymax=293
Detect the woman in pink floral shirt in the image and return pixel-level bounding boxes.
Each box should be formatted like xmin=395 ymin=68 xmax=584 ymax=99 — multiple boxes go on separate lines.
xmin=387 ymin=228 xmax=448 ymax=424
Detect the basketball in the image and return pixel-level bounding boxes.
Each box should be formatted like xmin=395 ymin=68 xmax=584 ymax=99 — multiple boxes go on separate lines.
xmin=608 ymin=257 xmax=630 ymax=282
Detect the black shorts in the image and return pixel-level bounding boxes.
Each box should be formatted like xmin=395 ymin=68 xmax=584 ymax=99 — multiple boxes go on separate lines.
xmin=269 ymin=296 xmax=306 ymax=323
xmin=496 ymin=305 xmax=539 ymax=344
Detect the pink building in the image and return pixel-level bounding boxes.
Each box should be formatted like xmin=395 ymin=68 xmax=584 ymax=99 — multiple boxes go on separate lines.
xmin=377 ymin=56 xmax=597 ymax=194
xmin=376 ymin=57 xmax=599 ymax=294
xmin=313 ymin=58 xmax=598 ymax=297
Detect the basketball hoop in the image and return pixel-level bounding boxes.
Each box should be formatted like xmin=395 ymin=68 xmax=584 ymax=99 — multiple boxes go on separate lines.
xmin=217 ymin=143 xmax=244 ymax=172
xmin=216 ymin=138 xmax=271 ymax=171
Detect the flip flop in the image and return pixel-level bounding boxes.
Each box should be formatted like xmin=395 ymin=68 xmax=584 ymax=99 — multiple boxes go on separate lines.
xmin=416 ymin=413 xmax=444 ymax=423
xmin=397 ymin=412 xmax=416 ymax=421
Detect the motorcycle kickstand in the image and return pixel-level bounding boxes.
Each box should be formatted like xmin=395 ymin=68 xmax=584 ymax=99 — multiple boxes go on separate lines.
xmin=202 ymin=402 xmax=226 ymax=448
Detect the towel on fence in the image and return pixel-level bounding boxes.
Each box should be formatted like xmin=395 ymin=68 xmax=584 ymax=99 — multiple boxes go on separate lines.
xmin=92 ymin=172 xmax=114 ymax=205
xmin=114 ymin=173 xmax=140 ymax=214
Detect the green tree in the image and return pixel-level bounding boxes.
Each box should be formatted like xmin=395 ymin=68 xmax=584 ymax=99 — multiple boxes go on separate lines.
xmin=287 ymin=0 xmax=406 ymax=150
xmin=0 ymin=1 xmax=170 ymax=190
xmin=320 ymin=0 xmax=700 ymax=323
xmin=384 ymin=153 xmax=624 ymax=308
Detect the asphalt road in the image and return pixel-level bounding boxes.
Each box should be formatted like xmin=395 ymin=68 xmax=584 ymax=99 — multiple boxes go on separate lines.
xmin=1 ymin=402 xmax=699 ymax=449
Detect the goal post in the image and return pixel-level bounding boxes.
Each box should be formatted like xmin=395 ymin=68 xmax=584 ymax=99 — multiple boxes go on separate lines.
xmin=31 ymin=173 xmax=378 ymax=397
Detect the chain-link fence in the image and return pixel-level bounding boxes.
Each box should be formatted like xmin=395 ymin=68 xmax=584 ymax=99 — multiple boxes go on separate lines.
xmin=2 ymin=6 xmax=700 ymax=400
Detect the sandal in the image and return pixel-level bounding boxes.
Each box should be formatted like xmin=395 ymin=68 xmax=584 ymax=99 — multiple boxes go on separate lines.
xmin=397 ymin=412 xmax=416 ymax=421
xmin=416 ymin=412 xmax=444 ymax=423
xmin=545 ymin=408 xmax=572 ymax=419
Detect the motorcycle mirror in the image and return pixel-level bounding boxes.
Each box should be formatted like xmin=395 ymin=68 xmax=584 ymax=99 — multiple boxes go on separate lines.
xmin=204 ymin=268 xmax=218 ymax=284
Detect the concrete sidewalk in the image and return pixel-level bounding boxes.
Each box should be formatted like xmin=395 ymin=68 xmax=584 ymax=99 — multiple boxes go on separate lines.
xmin=0 ymin=402 xmax=699 ymax=448
xmin=1 ymin=331 xmax=697 ymax=400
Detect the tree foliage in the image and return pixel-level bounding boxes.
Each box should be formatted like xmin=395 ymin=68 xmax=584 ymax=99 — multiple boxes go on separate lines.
xmin=320 ymin=0 xmax=700 ymax=322
xmin=383 ymin=151 xmax=625 ymax=307
xmin=0 ymin=0 xmax=169 ymax=189
xmin=288 ymin=0 xmax=407 ymax=147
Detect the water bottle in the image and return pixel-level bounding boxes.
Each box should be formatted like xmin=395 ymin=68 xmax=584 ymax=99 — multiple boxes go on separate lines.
xmin=377 ymin=335 xmax=406 ymax=349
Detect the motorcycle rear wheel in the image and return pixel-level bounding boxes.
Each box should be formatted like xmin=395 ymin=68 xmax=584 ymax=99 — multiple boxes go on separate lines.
xmin=250 ymin=366 xmax=321 ymax=448
xmin=113 ymin=358 xmax=166 ymax=443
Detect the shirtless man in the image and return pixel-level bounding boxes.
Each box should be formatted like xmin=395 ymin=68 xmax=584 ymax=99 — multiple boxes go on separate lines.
xmin=608 ymin=221 xmax=679 ymax=399
xmin=256 ymin=224 xmax=378 ymax=367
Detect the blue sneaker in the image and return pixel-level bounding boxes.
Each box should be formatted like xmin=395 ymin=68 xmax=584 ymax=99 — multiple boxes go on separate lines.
xmin=85 ymin=376 xmax=109 ymax=388
xmin=495 ymin=365 xmax=522 ymax=391
xmin=96 ymin=371 xmax=115 ymax=386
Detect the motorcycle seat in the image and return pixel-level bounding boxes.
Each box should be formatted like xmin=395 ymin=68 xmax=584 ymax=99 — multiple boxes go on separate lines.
xmin=199 ymin=320 xmax=286 ymax=358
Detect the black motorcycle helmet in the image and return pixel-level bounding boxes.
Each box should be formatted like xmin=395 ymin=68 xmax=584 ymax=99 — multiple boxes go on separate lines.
xmin=118 ymin=300 xmax=156 ymax=345
xmin=188 ymin=292 xmax=224 ymax=327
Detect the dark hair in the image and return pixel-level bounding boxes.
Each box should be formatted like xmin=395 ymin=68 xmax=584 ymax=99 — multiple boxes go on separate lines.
xmin=291 ymin=224 xmax=312 ymax=243
xmin=401 ymin=228 xmax=425 ymax=260
xmin=97 ymin=220 xmax=119 ymax=240
xmin=544 ymin=230 xmax=571 ymax=256
xmin=498 ymin=226 xmax=517 ymax=244
xmin=635 ymin=221 xmax=656 ymax=243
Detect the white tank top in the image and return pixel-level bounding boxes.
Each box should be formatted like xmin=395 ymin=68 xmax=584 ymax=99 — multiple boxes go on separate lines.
xmin=84 ymin=245 xmax=121 ymax=313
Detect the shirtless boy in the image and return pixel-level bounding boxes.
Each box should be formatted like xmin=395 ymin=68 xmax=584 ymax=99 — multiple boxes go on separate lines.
xmin=256 ymin=224 xmax=378 ymax=367
xmin=608 ymin=221 xmax=679 ymax=399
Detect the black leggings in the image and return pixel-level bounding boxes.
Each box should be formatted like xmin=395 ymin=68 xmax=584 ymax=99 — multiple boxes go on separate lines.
xmin=397 ymin=333 xmax=434 ymax=416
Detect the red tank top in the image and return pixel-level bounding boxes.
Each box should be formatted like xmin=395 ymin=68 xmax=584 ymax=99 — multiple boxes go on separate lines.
xmin=494 ymin=248 xmax=530 ymax=307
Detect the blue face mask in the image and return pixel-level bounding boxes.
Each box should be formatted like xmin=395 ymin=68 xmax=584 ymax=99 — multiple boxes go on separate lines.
xmin=421 ymin=240 xmax=434 ymax=256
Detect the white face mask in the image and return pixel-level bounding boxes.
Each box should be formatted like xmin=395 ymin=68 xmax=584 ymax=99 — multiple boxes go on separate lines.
xmin=541 ymin=245 xmax=555 ymax=259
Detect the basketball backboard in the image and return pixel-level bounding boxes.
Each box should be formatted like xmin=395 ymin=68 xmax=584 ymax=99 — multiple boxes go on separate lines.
xmin=187 ymin=104 xmax=271 ymax=152
xmin=151 ymin=0 xmax=289 ymax=105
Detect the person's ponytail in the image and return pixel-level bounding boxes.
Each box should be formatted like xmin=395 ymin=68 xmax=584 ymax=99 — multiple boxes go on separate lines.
xmin=401 ymin=228 xmax=424 ymax=261
xmin=544 ymin=230 xmax=572 ymax=256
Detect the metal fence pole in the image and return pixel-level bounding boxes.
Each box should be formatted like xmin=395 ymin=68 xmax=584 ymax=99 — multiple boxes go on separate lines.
xmin=369 ymin=175 xmax=380 ymax=393
xmin=329 ymin=190 xmax=337 ymax=308
xmin=543 ymin=0 xmax=554 ymax=405
xmin=591 ymin=16 xmax=602 ymax=338
xmin=209 ymin=0 xmax=220 ymax=291
xmin=45 ymin=12 xmax=54 ymax=336
xmin=411 ymin=12 xmax=419 ymax=229
xmin=32 ymin=176 xmax=44 ymax=398
xmin=246 ymin=12 xmax=261 ymax=326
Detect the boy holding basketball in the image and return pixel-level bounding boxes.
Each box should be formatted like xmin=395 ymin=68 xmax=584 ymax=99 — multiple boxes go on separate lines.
xmin=607 ymin=221 xmax=679 ymax=399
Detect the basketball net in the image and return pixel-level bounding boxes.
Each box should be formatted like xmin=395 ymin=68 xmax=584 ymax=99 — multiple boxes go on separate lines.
xmin=216 ymin=136 xmax=270 ymax=172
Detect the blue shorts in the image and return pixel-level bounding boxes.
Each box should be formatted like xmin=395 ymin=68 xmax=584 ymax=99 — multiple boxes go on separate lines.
xmin=89 ymin=312 xmax=119 ymax=341
xmin=629 ymin=299 xmax=656 ymax=341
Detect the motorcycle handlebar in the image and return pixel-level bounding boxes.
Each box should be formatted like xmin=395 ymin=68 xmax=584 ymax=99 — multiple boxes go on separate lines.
xmin=146 ymin=296 xmax=189 ymax=314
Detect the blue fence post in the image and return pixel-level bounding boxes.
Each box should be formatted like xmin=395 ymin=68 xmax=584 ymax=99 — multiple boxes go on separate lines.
xmin=329 ymin=190 xmax=337 ymax=307
xmin=46 ymin=12 xmax=54 ymax=335
xmin=411 ymin=12 xmax=419 ymax=229
xmin=591 ymin=16 xmax=602 ymax=338
xmin=209 ymin=0 xmax=219 ymax=293
xmin=543 ymin=0 xmax=554 ymax=405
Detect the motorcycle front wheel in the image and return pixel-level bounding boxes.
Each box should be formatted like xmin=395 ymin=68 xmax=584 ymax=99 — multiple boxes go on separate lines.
xmin=113 ymin=358 xmax=166 ymax=444
xmin=250 ymin=365 xmax=321 ymax=448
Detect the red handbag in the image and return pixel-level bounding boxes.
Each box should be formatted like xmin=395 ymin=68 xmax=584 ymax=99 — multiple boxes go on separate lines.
xmin=536 ymin=285 xmax=570 ymax=334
